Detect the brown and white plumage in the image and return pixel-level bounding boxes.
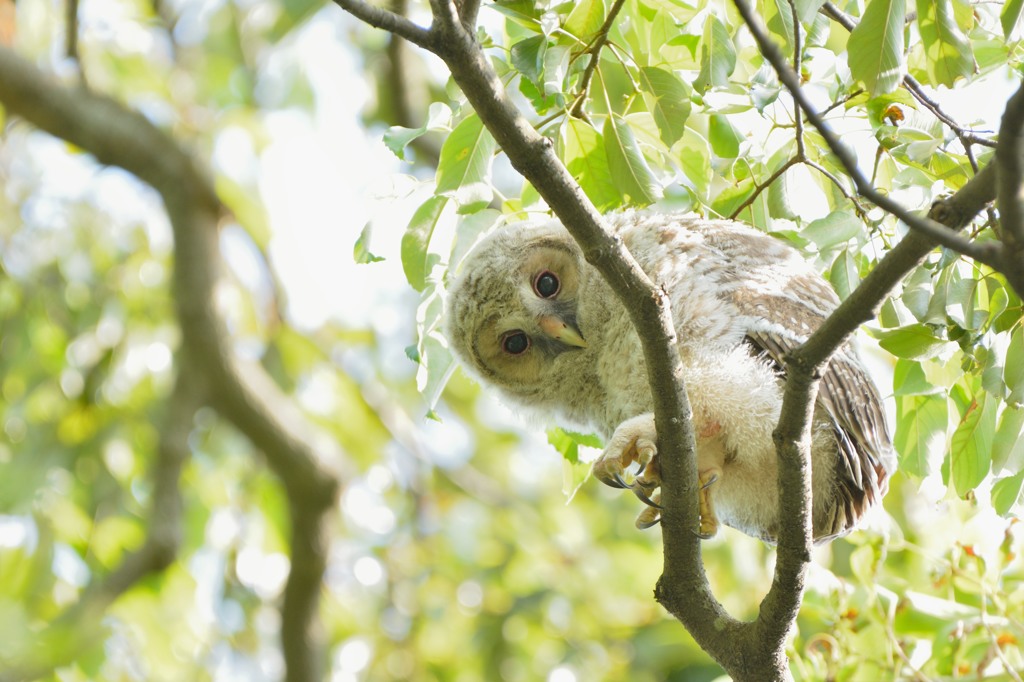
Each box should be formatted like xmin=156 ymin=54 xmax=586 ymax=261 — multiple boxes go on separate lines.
xmin=444 ymin=210 xmax=894 ymax=543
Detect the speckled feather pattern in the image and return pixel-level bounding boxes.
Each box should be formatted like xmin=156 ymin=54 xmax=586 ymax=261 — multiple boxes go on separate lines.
xmin=444 ymin=210 xmax=895 ymax=542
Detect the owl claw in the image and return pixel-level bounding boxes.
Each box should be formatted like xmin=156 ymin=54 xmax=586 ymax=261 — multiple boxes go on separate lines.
xmin=635 ymin=492 xmax=662 ymax=528
xmin=631 ymin=484 xmax=662 ymax=509
xmin=698 ymin=469 xmax=721 ymax=539
xmin=608 ymin=473 xmax=630 ymax=489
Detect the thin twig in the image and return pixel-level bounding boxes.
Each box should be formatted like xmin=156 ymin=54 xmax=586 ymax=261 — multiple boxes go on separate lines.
xmin=729 ymin=156 xmax=800 ymax=219
xmin=821 ymin=1 xmax=997 ymax=167
xmin=569 ymin=0 xmax=627 ymax=118
xmin=820 ymin=88 xmax=864 ymax=116
xmin=804 ymin=159 xmax=868 ymax=216
xmin=789 ymin=0 xmax=805 ymax=157
xmin=737 ymin=0 xmax=1003 ymax=269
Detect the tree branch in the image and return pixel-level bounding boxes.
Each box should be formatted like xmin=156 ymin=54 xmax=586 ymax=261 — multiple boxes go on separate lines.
xmin=0 ymin=46 xmax=344 ymax=682
xmin=730 ymin=0 xmax=1002 ymax=665
xmin=331 ymin=0 xmax=434 ymax=49
xmin=737 ymin=0 xmax=1005 ymax=272
xmin=0 ymin=365 xmax=201 ymax=682
xmin=333 ymin=0 xmax=758 ymax=666
xmin=456 ymin=0 xmax=481 ymax=32
xmin=996 ymin=81 xmax=1024 ymax=296
xmin=569 ymin=0 xmax=627 ymax=119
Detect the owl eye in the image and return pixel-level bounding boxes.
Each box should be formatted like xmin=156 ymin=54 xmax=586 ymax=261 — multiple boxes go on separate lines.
xmin=533 ymin=270 xmax=560 ymax=299
xmin=501 ymin=330 xmax=530 ymax=355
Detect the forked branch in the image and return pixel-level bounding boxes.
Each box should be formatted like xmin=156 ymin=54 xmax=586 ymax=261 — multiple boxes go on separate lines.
xmin=0 ymin=47 xmax=344 ymax=682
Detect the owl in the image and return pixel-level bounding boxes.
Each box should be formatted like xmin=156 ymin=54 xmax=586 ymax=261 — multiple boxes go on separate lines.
xmin=444 ymin=211 xmax=895 ymax=543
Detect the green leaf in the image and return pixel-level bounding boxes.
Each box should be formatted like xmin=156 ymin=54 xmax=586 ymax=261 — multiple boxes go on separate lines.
xmin=796 ymin=0 xmax=827 ymax=23
xmin=405 ymin=344 xmax=421 ymax=364
xmin=711 ymin=178 xmax=755 ymax=218
xmin=950 ymin=391 xmax=996 ymax=496
xmin=353 ymin=223 xmax=385 ymax=264
xmin=893 ymin=358 xmax=936 ymax=395
xmin=902 ymin=265 xmax=942 ymax=323
xmin=401 ymin=196 xmax=448 ymax=291
xmin=765 ymin=0 xmax=796 ymax=54
xmin=269 ymin=0 xmax=321 ymax=41
xmin=708 ymin=114 xmax=742 ymax=158
xmin=1004 ymin=325 xmax=1024 ymax=403
xmin=678 ymin=127 xmax=713 ymax=199
xmin=415 ymin=290 xmax=456 ymax=410
xmin=1001 ymin=0 xmax=1024 ymax=40
xmin=828 ymin=248 xmax=860 ymax=300
xmin=559 ymin=118 xmax=620 ymax=211
xmin=549 ymin=428 xmax=602 ymax=502
xmin=547 ymin=427 xmax=602 ymax=464
xmin=766 ymin=167 xmax=797 ymax=220
xmin=916 ymin=0 xmax=974 ymax=87
xmin=637 ymin=67 xmax=692 ymax=147
xmin=511 ymin=35 xmax=546 ymax=87
xmin=848 ymin=0 xmax=906 ymax=95
xmin=435 ymin=114 xmax=497 ymax=211
xmin=750 ymin=65 xmax=782 ymax=112
xmin=992 ymin=405 xmax=1024 ymax=473
xmin=804 ymin=210 xmax=862 ymax=250
xmin=873 ymin=323 xmax=948 ymax=359
xmin=945 ymin=272 xmax=985 ymax=330
xmin=603 ymin=114 xmax=661 ymax=205
xmin=564 ymin=0 xmax=606 ymax=40
xmin=541 ymin=45 xmax=570 ymax=98
xmin=384 ymin=127 xmax=425 ymax=161
xmin=383 ymin=102 xmax=450 ymax=160
xmin=894 ymin=394 xmax=948 ymax=477
xmin=992 ymin=471 xmax=1024 ymax=515
xmin=693 ymin=15 xmax=737 ymax=92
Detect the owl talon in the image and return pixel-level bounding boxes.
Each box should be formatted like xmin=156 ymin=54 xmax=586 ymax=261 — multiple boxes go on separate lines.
xmin=631 ymin=486 xmax=663 ymax=509
xmin=698 ymin=469 xmax=721 ymax=539
xmin=609 ymin=473 xmax=630 ymax=489
xmin=636 ymin=512 xmax=662 ymax=529
xmin=635 ymin=492 xmax=662 ymax=528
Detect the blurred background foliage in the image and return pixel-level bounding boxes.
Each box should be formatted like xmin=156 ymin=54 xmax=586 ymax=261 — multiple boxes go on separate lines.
xmin=0 ymin=0 xmax=1022 ymax=680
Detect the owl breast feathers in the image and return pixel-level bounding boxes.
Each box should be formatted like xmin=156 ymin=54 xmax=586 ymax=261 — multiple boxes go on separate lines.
xmin=444 ymin=211 xmax=895 ymax=543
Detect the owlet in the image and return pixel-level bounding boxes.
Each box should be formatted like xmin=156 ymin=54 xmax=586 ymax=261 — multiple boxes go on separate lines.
xmin=444 ymin=211 xmax=894 ymax=543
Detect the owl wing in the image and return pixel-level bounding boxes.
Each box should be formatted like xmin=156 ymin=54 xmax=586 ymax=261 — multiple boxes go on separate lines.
xmin=731 ymin=268 xmax=894 ymax=540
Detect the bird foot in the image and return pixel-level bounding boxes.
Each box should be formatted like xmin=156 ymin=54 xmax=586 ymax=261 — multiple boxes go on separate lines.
xmin=697 ymin=469 xmax=721 ymax=539
xmin=593 ymin=414 xmax=662 ymax=527
xmin=595 ymin=414 xmax=724 ymax=536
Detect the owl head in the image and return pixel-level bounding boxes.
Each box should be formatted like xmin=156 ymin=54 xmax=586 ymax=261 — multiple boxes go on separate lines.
xmin=444 ymin=220 xmax=592 ymax=399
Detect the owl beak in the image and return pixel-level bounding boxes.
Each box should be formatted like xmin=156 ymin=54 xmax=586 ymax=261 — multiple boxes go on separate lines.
xmin=538 ymin=314 xmax=587 ymax=349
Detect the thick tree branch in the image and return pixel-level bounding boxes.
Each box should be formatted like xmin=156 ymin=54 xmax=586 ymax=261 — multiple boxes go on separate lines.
xmin=996 ymin=82 xmax=1024 ymax=296
xmin=456 ymin=0 xmax=481 ymax=31
xmin=332 ymin=0 xmax=434 ymax=49
xmin=732 ymin=0 xmax=1002 ymax=665
xmin=0 ymin=47 xmax=343 ymax=682
xmin=334 ymin=4 xmax=813 ymax=677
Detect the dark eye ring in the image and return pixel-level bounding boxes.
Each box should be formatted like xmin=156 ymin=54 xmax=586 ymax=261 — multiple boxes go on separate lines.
xmin=501 ymin=331 xmax=530 ymax=355
xmin=533 ymin=270 xmax=560 ymax=299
